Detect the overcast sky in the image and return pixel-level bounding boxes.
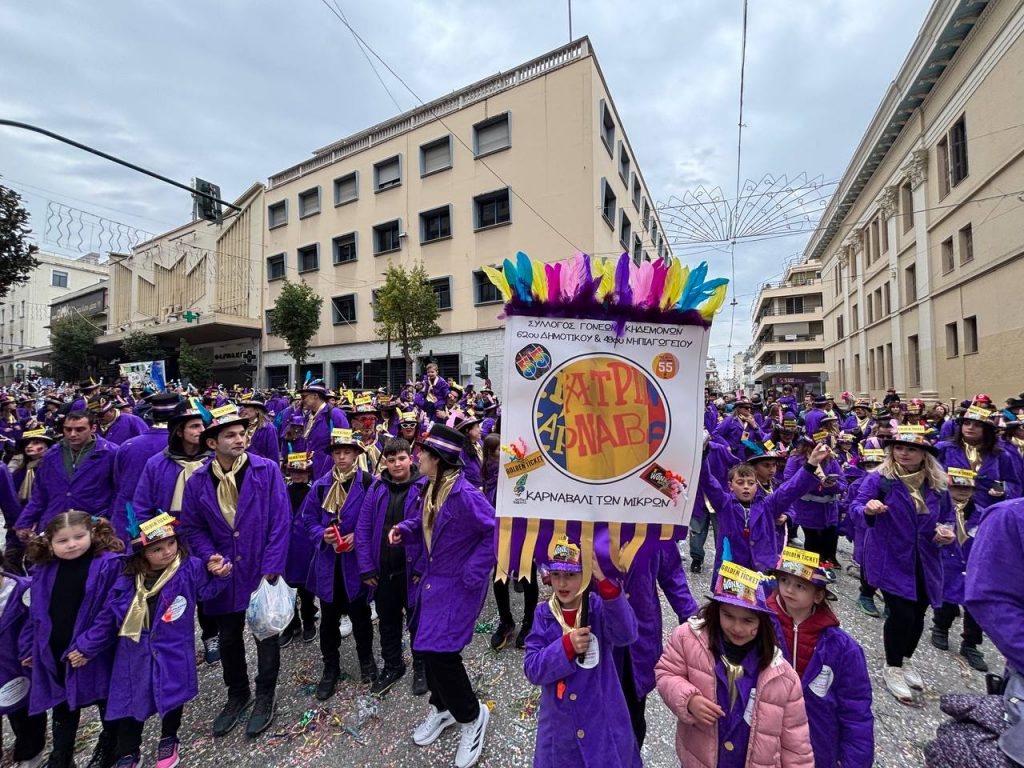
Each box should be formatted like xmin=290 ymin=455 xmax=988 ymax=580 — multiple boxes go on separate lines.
xmin=0 ymin=0 xmax=933 ymax=371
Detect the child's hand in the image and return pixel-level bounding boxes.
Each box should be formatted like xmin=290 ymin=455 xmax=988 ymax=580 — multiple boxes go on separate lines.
xmin=865 ymin=500 xmax=888 ymax=516
xmin=687 ymin=694 xmax=725 ymax=726
xmin=776 ymin=514 xmax=788 ymax=525
xmin=808 ymin=443 xmax=832 ymax=466
xmin=20 ymin=657 xmax=31 ymax=668
xmin=569 ymin=626 xmax=591 ymax=655
xmin=933 ymin=524 xmax=955 ymax=545
xmin=591 ymin=553 xmax=606 ymax=583
xmin=208 ymin=554 xmax=232 ymax=577
xmin=387 ymin=526 xmax=402 ymax=545
xmin=67 ymin=650 xmax=88 ymax=668
xmin=15 ymin=528 xmax=34 ymax=543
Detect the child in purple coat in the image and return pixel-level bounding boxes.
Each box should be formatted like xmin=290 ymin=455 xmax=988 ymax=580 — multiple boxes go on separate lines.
xmin=279 ymin=452 xmax=319 ymax=648
xmin=524 ymin=535 xmax=641 ymax=767
xmin=24 ymin=512 xmax=124 ymax=768
xmin=69 ymin=514 xmax=232 ymax=768
xmin=783 ymin=436 xmax=847 ymax=577
xmin=0 ymin=568 xmax=46 ymax=767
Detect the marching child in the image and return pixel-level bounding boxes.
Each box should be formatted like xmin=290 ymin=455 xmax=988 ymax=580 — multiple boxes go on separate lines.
xmin=784 ymin=434 xmax=847 ymax=579
xmin=280 ymin=452 xmax=319 ymax=648
xmin=655 ymin=562 xmax=813 ymax=767
xmin=68 ymin=514 xmax=233 ymax=768
xmin=24 ymin=512 xmax=124 ymax=768
xmin=767 ymin=548 xmax=874 ymax=768
xmin=0 ymin=564 xmax=46 ymax=767
xmin=524 ymin=535 xmax=641 ymax=767
xmin=847 ymin=446 xmax=885 ymax=618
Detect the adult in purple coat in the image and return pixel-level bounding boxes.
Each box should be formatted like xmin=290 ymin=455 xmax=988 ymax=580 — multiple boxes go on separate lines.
xmin=95 ymin=400 xmax=148 ymax=446
xmin=0 ymin=571 xmax=47 ymax=765
xmin=178 ymin=412 xmax=290 ymax=739
xmin=936 ymin=407 xmax=1021 ymax=512
xmin=239 ymin=399 xmax=281 ymax=464
xmin=15 ymin=411 xmax=116 ymax=534
xmin=298 ymin=385 xmax=350 ymax=479
xmin=713 ymin=399 xmax=758 ymax=454
xmin=0 ymin=459 xmax=23 ymax=570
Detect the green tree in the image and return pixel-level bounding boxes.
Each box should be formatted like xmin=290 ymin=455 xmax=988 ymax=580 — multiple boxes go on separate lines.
xmin=120 ymin=330 xmax=163 ymax=362
xmin=50 ymin=314 xmax=100 ymax=381
xmin=0 ymin=183 xmax=41 ymax=301
xmin=177 ymin=339 xmax=213 ymax=387
xmin=268 ymin=279 xmax=323 ymax=370
xmin=373 ymin=262 xmax=441 ymax=383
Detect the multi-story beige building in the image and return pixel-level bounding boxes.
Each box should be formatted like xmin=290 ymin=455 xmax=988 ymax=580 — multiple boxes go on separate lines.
xmin=261 ymin=37 xmax=671 ymax=393
xmin=807 ymin=0 xmax=1024 ymax=404
xmin=750 ymin=256 xmax=826 ymax=395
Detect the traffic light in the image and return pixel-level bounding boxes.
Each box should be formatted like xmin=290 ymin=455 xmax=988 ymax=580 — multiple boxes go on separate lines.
xmin=474 ymin=355 xmax=489 ymax=380
xmin=192 ymin=178 xmax=223 ymax=224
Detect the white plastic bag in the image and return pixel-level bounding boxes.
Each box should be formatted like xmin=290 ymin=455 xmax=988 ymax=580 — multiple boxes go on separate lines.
xmin=246 ymin=577 xmax=296 ymax=641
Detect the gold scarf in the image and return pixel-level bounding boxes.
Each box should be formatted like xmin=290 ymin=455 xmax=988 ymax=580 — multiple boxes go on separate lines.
xmin=18 ymin=458 xmax=41 ymax=502
xmin=548 ymin=594 xmax=581 ymax=635
xmin=304 ymin=403 xmax=326 ymax=440
xmin=894 ymin=465 xmax=927 ymax=515
xmin=323 ymin=466 xmax=357 ymax=518
xmin=119 ymin=553 xmax=183 ymax=642
xmin=211 ymin=453 xmax=248 ymax=528
xmin=857 ymin=416 xmax=870 ymax=433
xmin=954 ymin=500 xmax=971 ymax=545
xmin=423 ymin=470 xmax=459 ymax=552
xmin=964 ymin=443 xmax=983 ymax=472
xmin=1012 ymin=435 xmax=1024 ymax=458
xmin=170 ymin=456 xmax=208 ymax=513
xmin=100 ymin=410 xmax=118 ymax=434
xmin=721 ymin=655 xmax=745 ymax=710
xmin=244 ymin=417 xmax=260 ymax=447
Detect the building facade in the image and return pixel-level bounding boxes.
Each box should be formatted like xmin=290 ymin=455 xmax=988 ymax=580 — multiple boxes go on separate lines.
xmin=807 ymin=0 xmax=1024 ymax=404
xmin=260 ymin=37 xmax=672 ymax=394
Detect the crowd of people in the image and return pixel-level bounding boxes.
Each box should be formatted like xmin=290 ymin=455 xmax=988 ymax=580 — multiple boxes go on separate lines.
xmin=0 ymin=370 xmax=1022 ymax=768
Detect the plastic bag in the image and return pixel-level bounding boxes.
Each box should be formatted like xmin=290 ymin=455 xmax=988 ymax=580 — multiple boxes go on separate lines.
xmin=246 ymin=577 xmax=296 ymax=640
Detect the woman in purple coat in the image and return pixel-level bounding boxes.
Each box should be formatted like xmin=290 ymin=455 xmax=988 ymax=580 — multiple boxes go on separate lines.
xmin=936 ymin=405 xmax=1021 ymax=512
xmin=388 ymin=424 xmax=495 ymax=768
xmin=453 ymin=411 xmax=484 ymax=490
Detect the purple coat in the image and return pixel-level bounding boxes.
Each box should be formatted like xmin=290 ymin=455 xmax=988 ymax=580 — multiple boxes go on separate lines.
xmin=28 ymin=551 xmax=122 ymax=713
xmin=940 ymin=499 xmax=985 ymax=605
xmin=693 ymin=439 xmax=739 ymax=522
xmin=964 ymin=497 xmax=1024 ymax=671
xmin=704 ymin=403 xmax=720 ymax=434
xmin=16 ymin=437 xmax=117 ymax=532
xmin=247 ymin=423 xmax=281 ymax=464
xmin=850 ymin=472 xmax=953 ymax=607
xmin=525 ymin=591 xmax=641 ymax=768
xmin=460 ymin=446 xmax=483 ymax=490
xmin=396 ymin=474 xmax=495 ymax=653
xmin=300 ymin=469 xmax=372 ymax=603
xmin=0 ymin=463 xmax=21 ymax=549
xmin=936 ymin=442 xmax=1021 ymax=512
xmin=99 ymin=412 xmax=148 ymax=446
xmin=415 ymin=376 xmax=449 ymax=419
xmin=178 ymin=454 xmax=290 ymax=615
xmin=284 ymin=481 xmax=315 ymax=586
xmin=111 ymin=427 xmax=169 ymax=541
xmin=74 ymin=556 xmax=229 ymax=720
xmin=784 ymin=455 xmax=847 ymax=530
xmin=713 ymin=415 xmax=754 ymax=452
xmin=355 ymin=472 xmax=428 ymax=601
xmin=0 ymin=573 xmax=33 ymax=715
xmin=132 ymin=450 xmax=209 ymax=523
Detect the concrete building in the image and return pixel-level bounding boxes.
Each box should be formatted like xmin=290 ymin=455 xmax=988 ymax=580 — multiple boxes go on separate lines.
xmin=807 ymin=0 xmax=1024 ymax=404
xmin=50 ymin=280 xmax=109 ymax=330
xmin=0 ymin=252 xmax=108 ymax=383
xmin=750 ymin=255 xmax=826 ymax=396
xmin=260 ymin=37 xmax=672 ymax=394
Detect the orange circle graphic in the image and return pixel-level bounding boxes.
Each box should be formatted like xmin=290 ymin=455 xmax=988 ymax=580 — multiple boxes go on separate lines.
xmin=652 ymin=352 xmax=679 ymax=380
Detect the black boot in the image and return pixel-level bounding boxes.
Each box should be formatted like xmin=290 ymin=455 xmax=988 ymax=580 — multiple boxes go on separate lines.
xmin=212 ymin=691 xmax=253 ymax=737
xmin=515 ymin=621 xmax=532 ymax=649
xmin=369 ymin=664 xmax=406 ymax=695
xmin=489 ymin=621 xmax=515 ymax=651
xmin=278 ymin=624 xmax=296 ymax=649
xmin=315 ymin=665 xmax=340 ymax=701
xmin=359 ymin=658 xmax=380 ymax=684
xmin=959 ymin=642 xmax=988 ymax=672
xmin=46 ymin=749 xmax=76 ymax=768
xmin=411 ymin=657 xmax=428 ymax=696
xmin=245 ymin=694 xmax=276 ymax=737
xmin=84 ymin=725 xmax=117 ymax=768
xmin=930 ymin=625 xmax=949 ymax=651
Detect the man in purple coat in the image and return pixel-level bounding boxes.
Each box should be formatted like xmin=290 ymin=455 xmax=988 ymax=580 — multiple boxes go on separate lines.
xmin=179 ymin=408 xmax=290 ymax=739
xmin=94 ymin=395 xmax=148 ymax=446
xmin=298 ymin=384 xmax=349 ymax=479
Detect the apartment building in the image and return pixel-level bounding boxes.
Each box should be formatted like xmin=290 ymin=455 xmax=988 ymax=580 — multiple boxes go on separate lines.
xmin=750 ymin=256 xmax=826 ymax=395
xmin=260 ymin=37 xmax=672 ymax=393
xmin=807 ymin=0 xmax=1024 ymax=403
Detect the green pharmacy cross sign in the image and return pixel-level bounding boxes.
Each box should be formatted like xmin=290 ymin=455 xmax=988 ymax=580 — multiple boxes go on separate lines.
xmin=182 ymin=310 xmax=200 ymax=323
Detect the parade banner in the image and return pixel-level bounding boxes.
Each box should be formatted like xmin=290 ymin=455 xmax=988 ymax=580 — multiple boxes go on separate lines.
xmin=119 ymin=360 xmax=167 ymax=392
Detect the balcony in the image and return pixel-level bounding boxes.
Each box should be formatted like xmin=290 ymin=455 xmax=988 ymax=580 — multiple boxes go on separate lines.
xmin=751 ymin=361 xmax=826 ymax=382
xmin=751 ymin=333 xmax=823 ymax=361
xmin=753 ymin=305 xmax=824 ymax=332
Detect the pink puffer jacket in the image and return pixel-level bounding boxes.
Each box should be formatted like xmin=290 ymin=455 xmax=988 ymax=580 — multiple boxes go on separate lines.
xmin=654 ymin=617 xmax=814 ymax=768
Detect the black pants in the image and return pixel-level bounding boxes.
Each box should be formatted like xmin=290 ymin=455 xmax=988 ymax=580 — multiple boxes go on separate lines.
xmin=113 ymin=706 xmax=183 ymax=759
xmin=934 ymin=602 xmax=984 ymax=646
xmin=52 ymin=700 xmax=114 ymax=758
xmin=422 ymin=650 xmax=479 ymax=724
xmin=6 ymin=706 xmax=47 ymax=760
xmin=319 ymin=559 xmax=374 ymax=668
xmin=689 ymin=513 xmax=716 ymax=566
xmin=619 ymin=648 xmax=647 ymax=747
xmin=197 ymin=601 xmax=219 ymax=641
xmin=802 ymin=526 xmax=839 ymax=564
xmin=375 ymin=569 xmax=417 ymax=670
xmin=493 ymin=564 xmax=538 ymax=628
xmin=286 ymin=585 xmax=319 ymax=632
xmin=859 ymin=570 xmax=877 ymax=599
xmin=216 ymin=610 xmax=280 ymax=699
xmin=881 ymin=558 xmax=931 ymax=667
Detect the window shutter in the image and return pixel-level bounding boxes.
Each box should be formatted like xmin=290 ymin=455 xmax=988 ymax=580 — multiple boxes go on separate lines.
xmin=423 ymin=141 xmax=450 ymax=174
xmin=476 ymin=118 xmax=509 ymax=155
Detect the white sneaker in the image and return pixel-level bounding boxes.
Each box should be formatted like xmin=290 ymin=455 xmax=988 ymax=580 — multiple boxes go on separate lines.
xmin=883 ymin=665 xmax=914 ymax=702
xmin=14 ymin=752 xmax=46 ymax=768
xmin=413 ymin=705 xmax=456 ymax=746
xmin=454 ymin=702 xmax=490 ymax=768
xmin=903 ymin=661 xmax=924 ymax=690
xmin=339 ymin=615 xmax=353 ymax=638
xmin=370 ymin=601 xmax=378 ymax=622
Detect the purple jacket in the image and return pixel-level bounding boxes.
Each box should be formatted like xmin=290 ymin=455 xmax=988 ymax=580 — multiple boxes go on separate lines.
xmin=247 ymin=423 xmax=280 ymax=464
xmin=284 ymin=481 xmax=315 ymax=586
xmin=784 ymin=455 xmax=847 ymax=530
xmin=525 ymin=591 xmax=641 ymax=768
xmin=693 ymin=439 xmax=739 ymax=522
xmin=940 ymin=499 xmax=985 ymax=605
xmin=964 ymin=497 xmax=1024 ymax=672
xmin=178 ymin=454 xmax=290 ymax=615
xmin=132 ymin=450 xmax=210 ymax=523
xmin=414 ymin=376 xmax=449 ymax=419
xmin=0 ymin=573 xmax=33 ymax=715
xmin=300 ymin=469 xmax=372 ymax=603
xmin=396 ymin=474 xmax=495 ymax=653
xmin=16 ymin=438 xmax=117 ymax=532
xmin=713 ymin=415 xmax=755 ymax=453
xmin=850 ymin=472 xmax=953 ymax=607
xmin=355 ymin=472 xmax=428 ymax=601
xmin=111 ymin=427 xmax=169 ymax=541
xmin=98 ymin=412 xmax=148 ymax=446
xmin=304 ymin=406 xmax=350 ymax=479
xmin=460 ymin=446 xmax=483 ymax=490
xmin=939 ymin=419 xmax=957 ymax=441
xmin=936 ymin=442 xmax=1021 ymax=512
xmin=28 ymin=551 xmax=122 ymax=713
xmin=704 ymin=403 xmax=720 ymax=434
xmin=0 ymin=463 xmax=20 ymax=549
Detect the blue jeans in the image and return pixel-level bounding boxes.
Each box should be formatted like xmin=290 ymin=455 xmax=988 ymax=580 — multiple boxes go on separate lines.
xmin=689 ymin=512 xmax=716 ymax=566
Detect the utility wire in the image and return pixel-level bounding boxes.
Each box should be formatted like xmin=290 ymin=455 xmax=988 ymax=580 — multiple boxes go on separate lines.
xmin=329 ymin=0 xmax=404 ymax=113
xmin=725 ymin=0 xmax=750 ymax=369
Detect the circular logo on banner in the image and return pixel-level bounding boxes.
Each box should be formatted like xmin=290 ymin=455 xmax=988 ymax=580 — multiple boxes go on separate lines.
xmin=652 ymin=352 xmax=679 ymax=380
xmin=534 ymin=354 xmax=670 ymax=483
xmin=515 ymin=344 xmax=552 ymax=380
xmin=162 ymin=595 xmax=188 ymax=623
xmin=0 ymin=677 xmax=29 ymax=708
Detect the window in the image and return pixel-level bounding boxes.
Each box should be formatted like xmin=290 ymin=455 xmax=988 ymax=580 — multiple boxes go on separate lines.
xmin=784 ymin=297 xmax=804 ymax=314
xmin=373 ymin=220 xmax=402 ymax=255
xmin=641 ymin=199 xmax=650 ymax=230
xmin=959 ymin=224 xmax=974 ymax=264
xmin=838 ymin=358 xmax=846 ymax=391
xmin=265 ymin=365 xmax=290 ymax=388
xmin=941 ymin=237 xmax=955 ymax=274
xmin=836 ymin=315 xmax=844 ymax=339
xmin=265 ymin=309 xmax=275 ymax=334
xmin=599 ymin=99 xmax=615 ymax=155
xmin=619 ymin=210 xmax=632 ymax=249
xmin=632 ymin=233 xmax=642 ymax=266
xmin=854 ymin=353 xmax=861 ymax=391
xmin=51 ymin=270 xmax=69 ymax=288
xmin=298 ymin=186 xmax=320 ymax=218
xmin=905 ymin=264 xmax=917 ymax=303
xmin=332 ymin=232 xmax=357 ymax=265
xmin=473 ymin=113 xmax=511 ymax=156
xmin=851 ymin=303 xmax=859 ymax=332
xmin=297 ymin=244 xmax=319 ymax=273
xmin=267 ymin=253 xmax=285 ymax=281
xmin=420 ymin=205 xmax=452 ymax=244
xmin=883 ymin=282 xmax=891 ymax=315
xmin=869 ymin=221 xmax=879 ymax=264
xmin=908 ymin=335 xmax=920 ymax=385
xmin=333 ymin=172 xmax=358 ymax=206
xmin=867 ymin=293 xmax=875 ymax=324
xmin=331 ymin=294 xmax=357 ymax=325
xmin=937 ymin=135 xmax=951 ymax=198
xmin=618 ymin=141 xmax=631 ymax=184
xmin=473 ymin=270 xmax=501 ymax=305
xmin=428 ymin=276 xmax=452 ymax=310
xmin=946 ymin=322 xmax=959 ymax=358
xmin=949 ymin=115 xmax=969 ymax=186
xmin=474 ymin=188 xmax=511 ymax=229
xmin=631 ymin=175 xmax=641 ymax=210
xmin=900 ymin=182 xmax=913 ymax=233
xmin=886 ymin=344 xmax=893 ymax=388
xmin=964 ymin=315 xmax=978 ymax=354
xmin=370 ymin=289 xmax=381 ymax=321
xmin=849 ymin=246 xmax=857 ymax=278
xmin=420 ymin=136 xmax=452 ymax=176
xmin=374 ymin=155 xmax=402 ymax=191
xmin=880 ymin=212 xmax=889 ymax=253
xmin=600 ymin=178 xmax=616 ymax=228
xmin=268 ymin=200 xmax=287 ymax=229
xmin=332 ymin=361 xmax=362 ymax=390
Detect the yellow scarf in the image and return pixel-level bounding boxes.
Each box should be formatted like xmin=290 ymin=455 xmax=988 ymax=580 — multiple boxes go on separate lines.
xmin=304 ymin=403 xmax=326 ymax=440
xmin=322 ymin=465 xmax=357 ymax=518
xmin=964 ymin=443 xmax=983 ymax=472
xmin=1011 ymin=435 xmax=1024 ymax=458
xmin=170 ymin=456 xmax=208 ymax=513
xmin=894 ymin=465 xmax=927 ymax=515
xmin=423 ymin=470 xmax=459 ymax=552
xmin=100 ymin=410 xmax=118 ymax=434
xmin=548 ymin=594 xmax=582 ymax=635
xmin=954 ymin=500 xmax=971 ymax=545
xmin=720 ymin=656 xmax=745 ymax=710
xmin=856 ymin=415 xmax=871 ymax=433
xmin=18 ymin=458 xmax=41 ymax=502
xmin=119 ymin=553 xmax=183 ymax=642
xmin=244 ymin=416 xmax=260 ymax=447
xmin=211 ymin=453 xmax=248 ymax=528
